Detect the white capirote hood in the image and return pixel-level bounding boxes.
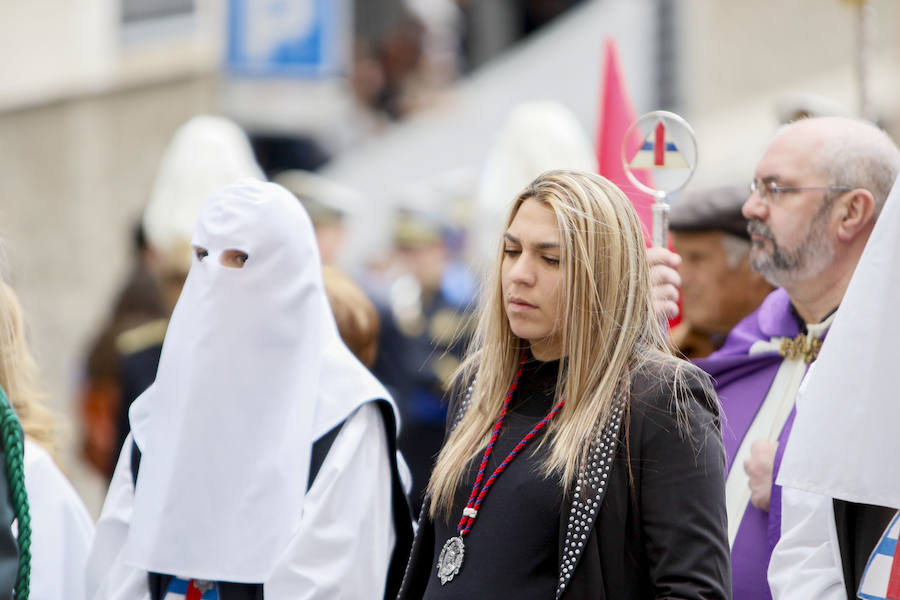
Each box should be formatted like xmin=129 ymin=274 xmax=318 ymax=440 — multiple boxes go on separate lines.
xmin=125 ymin=178 xmax=394 ymax=582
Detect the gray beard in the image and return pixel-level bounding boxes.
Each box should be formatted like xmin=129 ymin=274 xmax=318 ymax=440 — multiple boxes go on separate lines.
xmin=748 ymin=216 xmax=835 ymax=288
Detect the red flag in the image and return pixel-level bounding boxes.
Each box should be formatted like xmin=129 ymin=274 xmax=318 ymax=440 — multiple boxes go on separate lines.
xmin=595 ymin=37 xmax=656 ymax=246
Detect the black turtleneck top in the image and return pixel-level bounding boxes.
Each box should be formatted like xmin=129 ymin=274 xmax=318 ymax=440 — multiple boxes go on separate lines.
xmin=423 ymin=356 xmax=562 ymax=599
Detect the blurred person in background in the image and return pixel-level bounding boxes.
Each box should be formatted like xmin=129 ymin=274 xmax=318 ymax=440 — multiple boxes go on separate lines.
xmin=322 ymin=266 xmax=381 ymax=369
xmin=649 ymin=116 xmax=900 ymax=599
xmin=87 ymin=179 xmax=412 ymax=600
xmin=372 ymin=206 xmax=475 ymax=517
xmin=404 ymin=0 xmax=464 ymax=91
xmin=275 ymin=171 xmax=391 ymax=370
xmin=79 ymin=223 xmax=167 ymax=480
xmin=350 ymin=2 xmax=427 ymax=122
xmin=1 ymin=275 xmax=94 ymax=599
xmin=351 ymin=0 xmax=587 ymax=118
xmin=668 ymin=184 xmax=773 ymax=358
xmin=320 ymin=265 xmax=417 ymax=516
xmin=275 ymin=170 xmax=359 ymax=267
xmin=371 ymin=17 xmax=426 ymax=121
xmin=350 ymin=0 xmax=466 ymax=123
xmin=78 ymin=115 xmax=263 ymax=480
xmin=397 ymin=170 xmax=729 ymax=599
xmin=471 ymin=101 xmax=595 ymax=271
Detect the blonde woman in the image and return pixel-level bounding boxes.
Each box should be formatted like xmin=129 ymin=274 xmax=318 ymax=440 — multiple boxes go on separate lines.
xmin=0 ymin=278 xmax=95 ymax=599
xmin=397 ymin=171 xmax=730 ymax=599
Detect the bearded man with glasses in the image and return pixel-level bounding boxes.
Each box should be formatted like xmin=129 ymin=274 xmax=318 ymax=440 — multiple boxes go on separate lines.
xmin=649 ymin=116 xmax=900 ymax=600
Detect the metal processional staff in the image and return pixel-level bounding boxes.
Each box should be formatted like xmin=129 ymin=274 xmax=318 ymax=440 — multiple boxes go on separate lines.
xmin=621 ymin=110 xmax=698 ymax=248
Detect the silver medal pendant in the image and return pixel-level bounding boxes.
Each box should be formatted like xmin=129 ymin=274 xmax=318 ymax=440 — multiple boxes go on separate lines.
xmin=437 ymin=535 xmax=465 ymax=585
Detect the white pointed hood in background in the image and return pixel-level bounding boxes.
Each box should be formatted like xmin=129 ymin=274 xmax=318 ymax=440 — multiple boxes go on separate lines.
xmin=125 ymin=178 xmax=394 ymax=582
xmin=778 ymin=175 xmax=900 ymax=509
xmin=142 ymin=115 xmax=265 ymax=258
xmin=471 ymin=101 xmax=595 ymax=268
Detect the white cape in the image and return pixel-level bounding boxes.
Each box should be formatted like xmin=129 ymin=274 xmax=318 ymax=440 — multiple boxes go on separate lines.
xmin=778 ymin=175 xmax=900 ymax=509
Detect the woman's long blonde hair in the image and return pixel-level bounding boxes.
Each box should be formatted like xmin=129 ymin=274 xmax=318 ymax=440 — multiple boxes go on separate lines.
xmin=428 ymin=170 xmax=671 ymax=519
xmin=0 ymin=278 xmax=57 ymax=455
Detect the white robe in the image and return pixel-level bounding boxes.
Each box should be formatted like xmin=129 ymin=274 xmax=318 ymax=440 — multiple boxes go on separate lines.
xmin=767 ymin=370 xmax=844 ymax=598
xmin=22 ymin=438 xmax=95 ymax=600
xmin=86 ymin=402 xmax=395 ymax=600
xmin=768 ymin=486 xmax=846 ymax=599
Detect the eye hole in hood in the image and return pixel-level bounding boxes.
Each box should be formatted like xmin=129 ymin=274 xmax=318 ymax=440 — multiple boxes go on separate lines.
xmin=220 ymin=248 xmax=249 ymax=268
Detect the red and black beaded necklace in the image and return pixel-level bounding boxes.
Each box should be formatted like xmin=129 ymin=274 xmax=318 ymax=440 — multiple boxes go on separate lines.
xmin=436 ymin=354 xmax=566 ymax=585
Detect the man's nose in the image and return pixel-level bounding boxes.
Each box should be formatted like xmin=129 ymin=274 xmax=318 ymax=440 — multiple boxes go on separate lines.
xmin=742 ymin=189 xmax=768 ymax=221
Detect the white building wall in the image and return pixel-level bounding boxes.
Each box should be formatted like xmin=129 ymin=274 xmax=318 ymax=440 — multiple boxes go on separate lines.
xmin=0 ymin=0 xmax=222 ymax=111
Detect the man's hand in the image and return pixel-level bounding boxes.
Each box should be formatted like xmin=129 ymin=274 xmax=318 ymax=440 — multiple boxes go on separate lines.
xmin=744 ymin=439 xmax=778 ymax=511
xmin=647 ymin=247 xmax=682 ymax=320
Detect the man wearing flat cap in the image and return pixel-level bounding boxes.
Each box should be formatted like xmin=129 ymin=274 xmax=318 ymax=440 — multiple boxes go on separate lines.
xmin=275 ymin=170 xmax=358 ymax=266
xmin=668 ymin=184 xmax=773 ymax=358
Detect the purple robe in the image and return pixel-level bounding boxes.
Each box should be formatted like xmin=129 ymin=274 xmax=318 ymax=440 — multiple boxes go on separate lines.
xmin=694 ymin=288 xmax=811 ymax=600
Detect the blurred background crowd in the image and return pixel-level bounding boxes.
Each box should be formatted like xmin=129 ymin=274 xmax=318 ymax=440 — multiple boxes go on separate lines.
xmin=1 ymin=0 xmax=899 ymax=516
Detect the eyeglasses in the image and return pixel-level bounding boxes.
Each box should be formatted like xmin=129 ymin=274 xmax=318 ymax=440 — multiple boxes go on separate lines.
xmin=749 ymin=179 xmax=853 ymax=204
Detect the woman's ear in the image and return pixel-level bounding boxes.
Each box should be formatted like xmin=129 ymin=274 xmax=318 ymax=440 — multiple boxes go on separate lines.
xmin=835 ymin=189 xmax=876 ymax=243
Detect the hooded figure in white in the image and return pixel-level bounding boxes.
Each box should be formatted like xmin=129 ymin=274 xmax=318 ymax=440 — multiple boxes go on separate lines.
xmin=87 ymin=179 xmax=409 ymax=599
xmin=769 ymin=175 xmax=900 ymax=599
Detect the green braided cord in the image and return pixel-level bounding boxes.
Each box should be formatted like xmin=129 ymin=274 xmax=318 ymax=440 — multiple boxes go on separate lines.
xmin=0 ymin=386 xmax=30 ymax=600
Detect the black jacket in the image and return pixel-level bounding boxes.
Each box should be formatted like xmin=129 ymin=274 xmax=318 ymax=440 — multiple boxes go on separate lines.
xmin=397 ymin=360 xmax=731 ymax=599
xmin=833 ymin=500 xmax=898 ymax=598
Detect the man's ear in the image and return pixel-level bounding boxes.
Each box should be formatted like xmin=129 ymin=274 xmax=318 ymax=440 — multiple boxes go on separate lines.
xmin=835 ymin=189 xmax=876 ymax=242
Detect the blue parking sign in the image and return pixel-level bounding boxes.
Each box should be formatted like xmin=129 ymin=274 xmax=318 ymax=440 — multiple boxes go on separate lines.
xmin=227 ymin=0 xmax=347 ymax=77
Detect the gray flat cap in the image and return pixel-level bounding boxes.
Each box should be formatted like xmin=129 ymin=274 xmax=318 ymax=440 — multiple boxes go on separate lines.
xmin=274 ymin=170 xmax=360 ymax=225
xmin=670 ymin=184 xmax=750 ymax=240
